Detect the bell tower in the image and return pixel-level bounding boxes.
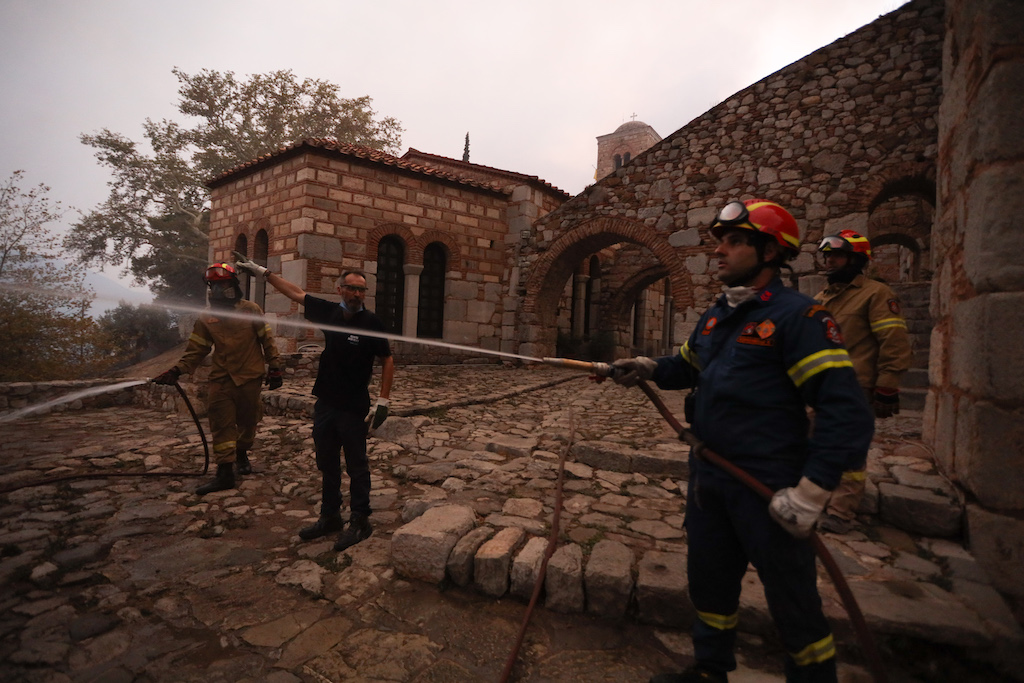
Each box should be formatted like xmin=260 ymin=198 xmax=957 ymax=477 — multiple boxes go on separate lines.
xmin=595 ymin=117 xmax=661 ymax=180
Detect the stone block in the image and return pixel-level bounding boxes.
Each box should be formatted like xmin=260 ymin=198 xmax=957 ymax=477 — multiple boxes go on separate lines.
xmin=445 ymin=320 xmax=480 ymax=344
xmin=668 ymin=229 xmax=701 ymax=248
xmin=446 ymin=526 xmax=495 ymax=587
xmin=510 ymin=536 xmax=548 ymax=600
xmin=686 ymin=206 xmax=717 ymax=228
xmin=570 ymin=441 xmax=634 ymax=473
xmin=878 ymin=483 xmax=962 ymax=537
xmin=585 ymin=540 xmax=634 ymax=619
xmin=296 ymin=233 xmax=343 ymax=261
xmin=631 ymin=450 xmax=687 ymax=478
xmin=967 ymin=505 xmax=1024 ymax=600
xmin=636 ymin=550 xmax=692 ymax=627
xmin=684 ymin=254 xmax=708 ymax=275
xmin=467 ymin=301 xmax=497 ymax=324
xmin=474 ymin=526 xmax=525 ymax=597
xmin=449 ymin=280 xmax=479 ymax=300
xmin=951 ymin=294 xmax=1024 ymax=401
xmin=391 ymin=505 xmax=477 ymax=584
xmin=974 ymin=60 xmax=1024 ymax=165
xmin=956 ymin=401 xmax=1024 ymax=509
xmin=486 ymin=435 xmax=538 ymax=458
xmin=964 ymin=170 xmax=1024 ymax=292
xmin=849 ymin=580 xmax=990 ymax=647
xmin=545 ymin=543 xmax=584 ymax=614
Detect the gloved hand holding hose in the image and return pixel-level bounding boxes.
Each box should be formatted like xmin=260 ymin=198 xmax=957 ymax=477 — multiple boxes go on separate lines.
xmin=610 ymin=356 xmax=657 ymax=387
xmin=366 ymin=397 xmax=389 ymax=434
xmin=152 ymin=367 xmax=182 ymax=385
xmin=768 ymin=476 xmax=831 ymax=538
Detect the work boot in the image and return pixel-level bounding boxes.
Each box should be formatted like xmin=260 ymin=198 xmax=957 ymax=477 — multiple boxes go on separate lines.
xmin=235 ymin=449 xmax=252 ymax=475
xmin=298 ymin=513 xmax=343 ymax=541
xmin=196 ymin=463 xmax=235 ymax=496
xmin=650 ymin=664 xmax=729 ymax=683
xmin=334 ymin=515 xmax=373 ymax=552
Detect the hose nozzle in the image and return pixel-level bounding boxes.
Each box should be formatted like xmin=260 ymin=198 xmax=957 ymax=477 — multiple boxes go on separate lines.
xmin=541 ymin=357 xmax=615 ymax=378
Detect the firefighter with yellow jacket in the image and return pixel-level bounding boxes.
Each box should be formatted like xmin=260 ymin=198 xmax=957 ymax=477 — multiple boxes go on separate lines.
xmin=814 ymin=230 xmax=912 ymax=533
xmin=153 ymin=263 xmax=283 ymax=495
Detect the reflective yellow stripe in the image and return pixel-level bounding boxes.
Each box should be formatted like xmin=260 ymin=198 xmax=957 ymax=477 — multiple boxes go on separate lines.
xmin=257 ymin=323 xmax=272 ymax=338
xmin=871 ymin=317 xmax=907 ymax=332
xmin=788 ymin=349 xmax=853 ymax=387
xmin=790 ymin=633 xmax=835 ymax=666
xmin=841 ymin=470 xmax=866 ymax=482
xmin=680 ymin=341 xmax=703 ymax=371
xmin=696 ymin=610 xmax=739 ymax=631
xmin=189 ymin=333 xmax=213 ymax=347
xmin=213 ymin=440 xmax=237 ymax=455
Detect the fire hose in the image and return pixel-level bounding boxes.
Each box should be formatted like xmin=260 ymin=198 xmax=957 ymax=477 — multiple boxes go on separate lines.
xmin=0 ymin=380 xmax=210 ymax=495
xmin=540 ymin=357 xmax=888 ymax=683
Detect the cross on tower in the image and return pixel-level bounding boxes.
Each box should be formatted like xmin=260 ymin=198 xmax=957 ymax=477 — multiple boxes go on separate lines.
xmin=630 ymin=112 xmax=638 ymax=121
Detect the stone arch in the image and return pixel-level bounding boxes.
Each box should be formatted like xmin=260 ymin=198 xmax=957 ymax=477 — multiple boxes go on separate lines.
xmin=412 ymin=230 xmax=463 ymax=274
xmin=604 ymin=265 xmax=671 ymax=327
xmin=367 ymin=223 xmax=415 ymax=262
xmin=852 ymin=161 xmax=937 ymax=213
xmin=520 ymin=216 xmax=691 ymax=357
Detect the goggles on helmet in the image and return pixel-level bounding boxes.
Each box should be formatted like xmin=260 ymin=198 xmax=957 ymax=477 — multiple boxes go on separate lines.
xmin=818 ymin=235 xmax=852 ymax=253
xmin=204 ymin=263 xmax=238 ymax=283
xmin=711 ymin=201 xmax=758 ymax=236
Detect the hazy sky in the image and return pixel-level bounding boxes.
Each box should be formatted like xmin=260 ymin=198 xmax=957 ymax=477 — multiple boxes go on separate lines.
xmin=0 ymin=0 xmax=908 ymax=296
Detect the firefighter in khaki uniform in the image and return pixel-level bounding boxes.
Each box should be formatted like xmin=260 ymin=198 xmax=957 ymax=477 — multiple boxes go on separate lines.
xmin=814 ymin=230 xmax=912 ymax=534
xmin=153 ymin=263 xmax=282 ymax=495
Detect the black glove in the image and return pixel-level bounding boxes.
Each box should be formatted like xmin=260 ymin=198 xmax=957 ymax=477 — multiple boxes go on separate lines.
xmin=873 ymin=388 xmax=899 ymax=418
xmin=266 ymin=368 xmax=283 ymax=390
xmin=152 ymin=367 xmax=182 ymax=385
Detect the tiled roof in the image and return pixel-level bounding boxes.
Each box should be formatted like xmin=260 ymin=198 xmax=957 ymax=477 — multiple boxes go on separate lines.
xmin=206 ymin=138 xmax=510 ymax=194
xmin=402 ymin=148 xmax=571 ymax=199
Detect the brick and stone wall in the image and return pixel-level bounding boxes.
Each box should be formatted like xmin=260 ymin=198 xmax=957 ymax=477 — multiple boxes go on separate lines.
xmin=518 ymin=0 xmax=943 ymax=359
xmin=208 ymin=144 xmax=521 ymax=360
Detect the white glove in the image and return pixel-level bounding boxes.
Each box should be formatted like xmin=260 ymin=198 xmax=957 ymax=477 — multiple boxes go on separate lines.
xmin=365 ymin=397 xmax=390 ymax=433
xmin=769 ymin=477 xmax=831 ymax=538
xmin=232 ymin=251 xmax=269 ymax=277
xmin=611 ymin=356 xmax=657 ymax=387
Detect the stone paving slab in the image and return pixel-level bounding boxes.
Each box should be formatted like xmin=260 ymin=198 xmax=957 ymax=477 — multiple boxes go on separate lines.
xmin=0 ymin=364 xmax=1022 ymax=681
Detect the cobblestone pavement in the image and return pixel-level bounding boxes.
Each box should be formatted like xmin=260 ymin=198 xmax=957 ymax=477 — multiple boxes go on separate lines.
xmin=0 ymin=365 xmax=1021 ymax=682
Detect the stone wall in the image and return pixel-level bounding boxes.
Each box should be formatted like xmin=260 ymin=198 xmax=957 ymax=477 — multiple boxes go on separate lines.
xmin=519 ymin=0 xmax=943 ymax=358
xmin=928 ymin=0 xmax=1024 ymax=598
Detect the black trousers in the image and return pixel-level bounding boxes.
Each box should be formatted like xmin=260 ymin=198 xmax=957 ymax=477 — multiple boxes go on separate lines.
xmin=312 ymin=400 xmax=371 ymax=519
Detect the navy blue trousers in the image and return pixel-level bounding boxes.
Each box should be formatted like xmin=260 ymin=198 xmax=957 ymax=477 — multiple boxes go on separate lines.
xmin=686 ymin=473 xmax=836 ymax=682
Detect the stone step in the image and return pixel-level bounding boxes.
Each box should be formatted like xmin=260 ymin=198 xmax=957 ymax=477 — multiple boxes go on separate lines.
xmin=903 ymin=368 xmax=929 ymax=389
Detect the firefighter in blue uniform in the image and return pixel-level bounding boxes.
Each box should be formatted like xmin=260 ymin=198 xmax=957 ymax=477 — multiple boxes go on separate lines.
xmin=613 ymin=199 xmax=874 ymax=683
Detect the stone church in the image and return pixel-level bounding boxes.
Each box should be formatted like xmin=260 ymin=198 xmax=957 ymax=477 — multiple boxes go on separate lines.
xmin=207 ymin=0 xmax=1023 ymax=599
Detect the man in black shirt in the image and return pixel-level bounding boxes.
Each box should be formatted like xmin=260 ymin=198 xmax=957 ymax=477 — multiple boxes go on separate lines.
xmin=235 ymin=255 xmax=394 ymax=551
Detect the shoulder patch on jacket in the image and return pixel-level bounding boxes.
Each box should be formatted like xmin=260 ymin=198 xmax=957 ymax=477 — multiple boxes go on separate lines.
xmin=888 ymin=298 xmax=901 ymax=315
xmin=805 ymin=305 xmax=844 ymax=345
xmin=804 ymin=304 xmax=829 ymax=318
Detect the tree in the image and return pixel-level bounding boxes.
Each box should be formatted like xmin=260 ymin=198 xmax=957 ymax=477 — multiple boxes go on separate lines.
xmin=97 ymin=302 xmax=180 ymax=369
xmin=463 ymin=132 xmax=470 ymax=162
xmin=64 ymin=68 xmax=404 ymax=302
xmin=0 ymin=171 xmax=115 ymax=381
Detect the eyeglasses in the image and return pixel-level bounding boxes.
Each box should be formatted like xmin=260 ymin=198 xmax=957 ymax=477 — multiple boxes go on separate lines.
xmin=341 ymin=284 xmax=368 ymax=293
xmin=711 ymin=201 xmax=756 ymax=231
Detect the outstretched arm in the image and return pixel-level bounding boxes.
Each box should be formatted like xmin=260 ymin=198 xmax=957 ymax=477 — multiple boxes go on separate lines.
xmin=234 ymin=251 xmax=307 ymax=304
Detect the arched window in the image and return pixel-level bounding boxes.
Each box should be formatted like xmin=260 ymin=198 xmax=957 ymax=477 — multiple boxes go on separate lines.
xmin=418 ymin=242 xmax=446 ymax=338
xmin=376 ymin=236 xmax=405 ymax=334
xmin=234 ymin=234 xmax=250 ymax=299
xmin=613 ymin=154 xmax=622 ymax=171
xmin=623 ymin=152 xmax=631 ymax=164
xmin=254 ymin=229 xmax=269 ymax=309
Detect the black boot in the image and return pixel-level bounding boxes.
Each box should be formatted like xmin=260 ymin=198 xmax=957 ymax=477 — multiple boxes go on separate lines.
xmin=334 ymin=515 xmax=372 ymax=551
xmin=298 ymin=512 xmax=343 ymax=541
xmin=236 ymin=449 xmax=252 ymax=475
xmin=196 ymin=463 xmax=235 ymax=495
xmin=650 ymin=664 xmax=728 ymax=683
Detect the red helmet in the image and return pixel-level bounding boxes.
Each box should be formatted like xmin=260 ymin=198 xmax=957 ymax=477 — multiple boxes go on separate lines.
xmin=710 ymin=199 xmax=800 ymax=258
xmin=818 ymin=230 xmax=872 ymax=260
xmin=204 ymin=262 xmax=239 ymax=283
